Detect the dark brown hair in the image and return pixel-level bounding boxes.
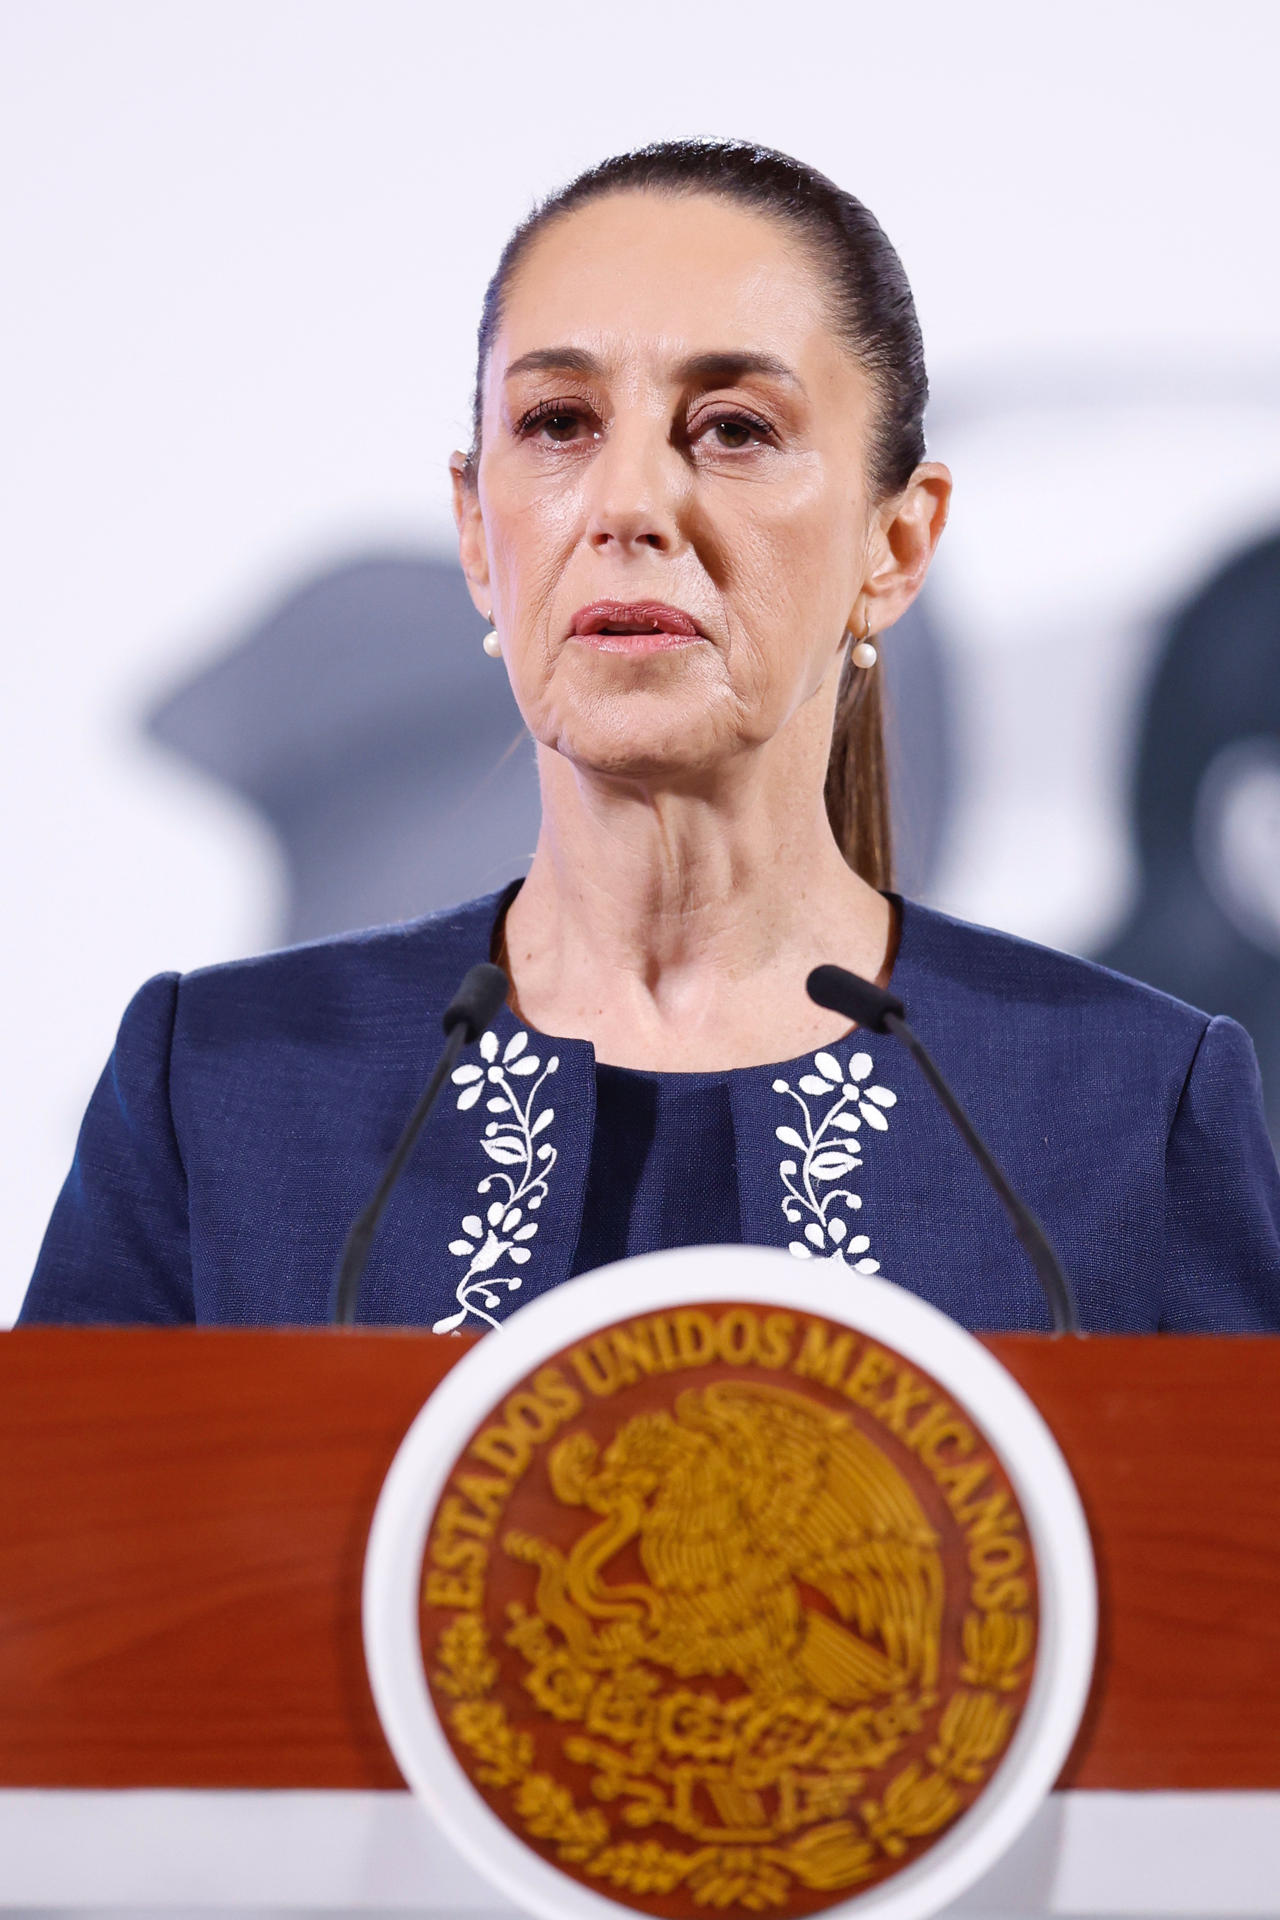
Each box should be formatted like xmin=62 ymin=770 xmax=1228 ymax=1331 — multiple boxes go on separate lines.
xmin=467 ymin=140 xmax=930 ymax=888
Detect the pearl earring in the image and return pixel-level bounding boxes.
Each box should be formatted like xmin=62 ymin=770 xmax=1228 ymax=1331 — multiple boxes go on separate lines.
xmin=482 ymin=630 xmax=502 ymax=658
xmin=850 ymin=618 xmax=877 ymax=669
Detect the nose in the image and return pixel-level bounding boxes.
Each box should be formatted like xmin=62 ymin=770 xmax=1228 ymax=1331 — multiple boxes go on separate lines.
xmin=584 ymin=417 xmax=684 ymax=557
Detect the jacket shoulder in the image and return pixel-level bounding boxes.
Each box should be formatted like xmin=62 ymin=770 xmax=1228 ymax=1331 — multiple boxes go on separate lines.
xmin=172 ymin=889 xmax=509 ymax=1042
xmin=897 ymin=898 xmax=1211 ymax=1043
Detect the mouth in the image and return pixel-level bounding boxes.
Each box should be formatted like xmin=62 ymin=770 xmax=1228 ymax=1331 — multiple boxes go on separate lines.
xmin=569 ymin=600 xmax=706 ymax=653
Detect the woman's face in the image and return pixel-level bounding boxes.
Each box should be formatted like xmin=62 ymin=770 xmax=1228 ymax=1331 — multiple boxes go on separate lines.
xmin=455 ymin=189 xmax=937 ymax=785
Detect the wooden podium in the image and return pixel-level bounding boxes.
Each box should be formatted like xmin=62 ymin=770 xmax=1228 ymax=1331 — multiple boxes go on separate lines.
xmin=2 ymin=1329 xmax=1278 ymax=1915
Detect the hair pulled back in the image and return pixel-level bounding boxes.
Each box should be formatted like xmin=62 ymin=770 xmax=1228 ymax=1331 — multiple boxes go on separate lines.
xmin=468 ymin=139 xmax=930 ymax=889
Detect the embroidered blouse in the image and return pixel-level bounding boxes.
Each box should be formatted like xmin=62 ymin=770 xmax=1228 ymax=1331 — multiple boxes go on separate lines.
xmin=19 ymin=887 xmax=1280 ymax=1333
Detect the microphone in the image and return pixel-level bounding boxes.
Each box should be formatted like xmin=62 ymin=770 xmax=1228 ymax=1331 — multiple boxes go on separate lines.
xmin=331 ymin=962 xmax=509 ymax=1327
xmin=806 ymin=964 xmax=1081 ymax=1335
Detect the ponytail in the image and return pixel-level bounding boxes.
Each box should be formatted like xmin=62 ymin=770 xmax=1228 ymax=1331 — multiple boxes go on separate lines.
xmin=825 ymin=652 xmax=892 ymax=888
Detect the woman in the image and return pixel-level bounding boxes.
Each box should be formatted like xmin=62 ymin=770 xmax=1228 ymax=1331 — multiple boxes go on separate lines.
xmin=22 ymin=141 xmax=1280 ymax=1332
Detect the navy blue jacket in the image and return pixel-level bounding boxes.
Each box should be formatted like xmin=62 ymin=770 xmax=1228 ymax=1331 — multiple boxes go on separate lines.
xmin=20 ymin=889 xmax=1280 ymax=1333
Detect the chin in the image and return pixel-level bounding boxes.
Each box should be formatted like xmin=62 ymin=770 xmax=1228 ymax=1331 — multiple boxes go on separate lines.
xmin=549 ymin=701 xmax=731 ymax=785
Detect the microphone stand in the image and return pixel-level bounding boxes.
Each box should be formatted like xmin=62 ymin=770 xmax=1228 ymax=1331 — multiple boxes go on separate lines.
xmin=331 ymin=962 xmax=508 ymax=1327
xmin=807 ymin=964 xmax=1081 ymax=1335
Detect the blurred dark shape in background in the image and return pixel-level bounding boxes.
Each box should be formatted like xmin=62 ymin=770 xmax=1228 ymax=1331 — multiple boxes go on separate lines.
xmin=145 ymin=552 xmax=955 ymax=943
xmin=148 ymin=555 xmax=538 ymax=942
xmin=1098 ymin=530 xmax=1280 ymax=1142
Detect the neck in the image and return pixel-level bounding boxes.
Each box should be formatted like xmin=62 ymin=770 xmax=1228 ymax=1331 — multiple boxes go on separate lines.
xmin=502 ymin=743 xmax=894 ymax=1071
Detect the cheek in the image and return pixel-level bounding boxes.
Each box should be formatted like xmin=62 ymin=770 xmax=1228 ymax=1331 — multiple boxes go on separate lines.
xmin=750 ymin=462 xmax=860 ymax=588
xmin=716 ymin=477 xmax=858 ymax=699
xmin=479 ymin=469 xmax=581 ymax=666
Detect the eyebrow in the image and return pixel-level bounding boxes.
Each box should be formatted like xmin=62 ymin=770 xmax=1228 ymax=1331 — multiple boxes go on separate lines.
xmin=504 ymin=347 xmax=602 ymax=380
xmin=503 ymin=346 xmax=805 ymax=391
xmin=677 ymin=351 xmax=804 ymax=391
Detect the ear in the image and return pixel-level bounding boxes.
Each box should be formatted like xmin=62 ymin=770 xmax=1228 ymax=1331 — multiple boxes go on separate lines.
xmin=858 ymin=461 xmax=952 ymax=631
xmin=449 ymin=451 xmax=493 ymax=619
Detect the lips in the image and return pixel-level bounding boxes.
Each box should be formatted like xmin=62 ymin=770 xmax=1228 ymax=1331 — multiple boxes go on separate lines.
xmin=571 ymin=600 xmax=704 ymax=640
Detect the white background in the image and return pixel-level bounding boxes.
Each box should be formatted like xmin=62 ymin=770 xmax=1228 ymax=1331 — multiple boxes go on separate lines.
xmin=4 ymin=0 xmax=1280 ymax=1318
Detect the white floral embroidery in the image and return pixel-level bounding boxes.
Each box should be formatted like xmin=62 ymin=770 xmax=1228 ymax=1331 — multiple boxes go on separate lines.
xmin=773 ymin=1047 xmax=896 ymax=1269
xmin=433 ymin=1028 xmax=559 ymax=1333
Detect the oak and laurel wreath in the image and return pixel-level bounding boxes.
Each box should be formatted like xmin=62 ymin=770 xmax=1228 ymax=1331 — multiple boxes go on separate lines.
xmin=432 ymin=1607 xmax=1030 ymax=1909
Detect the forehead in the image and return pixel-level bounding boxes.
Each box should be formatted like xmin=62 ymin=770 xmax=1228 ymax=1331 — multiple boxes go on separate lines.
xmin=491 ymin=189 xmax=855 ymax=390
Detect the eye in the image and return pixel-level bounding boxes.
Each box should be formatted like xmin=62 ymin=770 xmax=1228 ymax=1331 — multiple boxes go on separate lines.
xmin=540 ymin=411 xmax=582 ymax=443
xmin=696 ymin=409 xmax=776 ymax=452
xmin=517 ymin=399 xmax=595 ymax=444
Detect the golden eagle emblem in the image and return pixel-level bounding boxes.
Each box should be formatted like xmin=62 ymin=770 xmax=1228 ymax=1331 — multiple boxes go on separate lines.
xmin=423 ymin=1306 xmax=1038 ymax=1914
xmin=507 ymin=1381 xmax=943 ymax=1709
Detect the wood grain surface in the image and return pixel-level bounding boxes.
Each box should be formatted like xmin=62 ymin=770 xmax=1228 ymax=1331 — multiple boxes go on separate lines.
xmin=0 ymin=1329 xmax=1275 ymax=1790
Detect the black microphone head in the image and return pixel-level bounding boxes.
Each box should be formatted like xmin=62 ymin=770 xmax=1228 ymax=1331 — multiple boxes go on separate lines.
xmin=443 ymin=962 xmax=510 ymax=1043
xmin=806 ymin=964 xmax=905 ymax=1035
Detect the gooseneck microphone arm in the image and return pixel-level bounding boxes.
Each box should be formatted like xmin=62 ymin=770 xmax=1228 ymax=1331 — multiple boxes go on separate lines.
xmin=806 ymin=964 xmax=1081 ymax=1336
xmin=331 ymin=962 xmax=509 ymax=1327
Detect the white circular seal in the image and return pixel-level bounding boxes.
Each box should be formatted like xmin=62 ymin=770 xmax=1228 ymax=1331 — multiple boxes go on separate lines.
xmin=364 ymin=1247 xmax=1095 ymax=1920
